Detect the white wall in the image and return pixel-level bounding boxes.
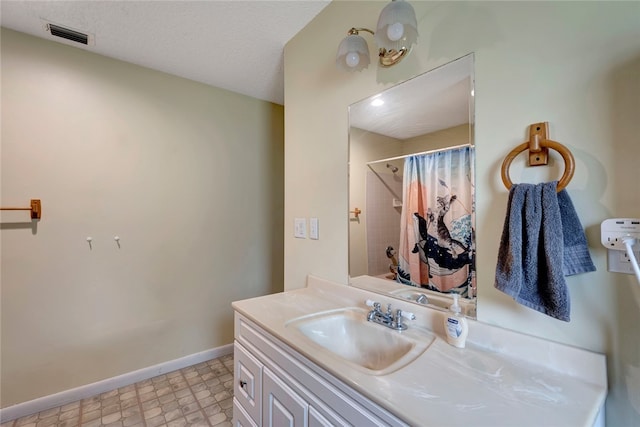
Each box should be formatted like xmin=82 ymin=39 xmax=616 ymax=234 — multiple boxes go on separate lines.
xmin=0 ymin=29 xmax=284 ymax=406
xmin=284 ymin=1 xmax=640 ymax=425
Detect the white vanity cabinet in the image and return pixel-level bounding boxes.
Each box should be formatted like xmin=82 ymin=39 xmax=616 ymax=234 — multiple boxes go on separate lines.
xmin=233 ymin=312 xmax=409 ymax=427
xmin=232 ymin=276 xmax=608 ymax=427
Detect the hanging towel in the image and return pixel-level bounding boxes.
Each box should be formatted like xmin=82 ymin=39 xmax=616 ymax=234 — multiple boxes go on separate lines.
xmin=494 ymin=181 xmax=595 ymax=321
xmin=557 ymin=190 xmax=597 ymax=276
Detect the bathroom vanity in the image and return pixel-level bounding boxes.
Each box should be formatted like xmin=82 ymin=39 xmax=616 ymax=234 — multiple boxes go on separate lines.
xmin=233 ymin=312 xmax=408 ymax=426
xmin=232 ymin=276 xmax=607 ymax=426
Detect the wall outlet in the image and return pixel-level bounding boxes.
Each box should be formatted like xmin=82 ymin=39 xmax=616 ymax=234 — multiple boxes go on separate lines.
xmin=608 ymin=247 xmax=640 ymax=274
xmin=601 ymin=218 xmax=640 ymax=250
xmin=601 ymin=218 xmax=640 ymax=274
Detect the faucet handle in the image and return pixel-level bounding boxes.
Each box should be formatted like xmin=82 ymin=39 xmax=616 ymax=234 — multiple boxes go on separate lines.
xmin=395 ymin=308 xmax=415 ymax=331
xmin=399 ymin=310 xmax=416 ymax=320
xmin=365 ymin=299 xmax=382 ymax=312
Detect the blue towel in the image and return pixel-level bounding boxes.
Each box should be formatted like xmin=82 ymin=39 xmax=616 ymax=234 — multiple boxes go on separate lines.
xmin=557 ymin=190 xmax=597 ymax=276
xmin=494 ymin=181 xmax=595 ymax=321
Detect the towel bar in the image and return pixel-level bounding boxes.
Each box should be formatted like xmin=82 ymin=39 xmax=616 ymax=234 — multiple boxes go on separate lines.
xmin=501 ymin=122 xmax=575 ymax=192
xmin=0 ymin=199 xmax=41 ymax=219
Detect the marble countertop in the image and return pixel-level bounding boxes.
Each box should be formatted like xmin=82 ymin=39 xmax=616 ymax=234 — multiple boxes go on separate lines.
xmin=232 ymin=275 xmax=607 ymax=427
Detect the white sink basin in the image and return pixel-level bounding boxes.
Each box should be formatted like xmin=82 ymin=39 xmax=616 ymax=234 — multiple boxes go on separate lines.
xmin=285 ymin=308 xmax=433 ymax=375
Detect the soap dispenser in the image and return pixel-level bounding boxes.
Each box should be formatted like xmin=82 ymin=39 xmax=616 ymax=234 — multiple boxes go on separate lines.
xmin=443 ymin=294 xmax=468 ymax=348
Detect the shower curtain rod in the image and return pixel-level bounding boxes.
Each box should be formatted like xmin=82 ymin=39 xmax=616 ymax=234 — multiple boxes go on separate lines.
xmin=365 ymin=143 xmax=472 ymax=166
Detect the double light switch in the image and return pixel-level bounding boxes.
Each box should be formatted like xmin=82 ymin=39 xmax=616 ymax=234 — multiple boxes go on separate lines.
xmin=294 ymin=218 xmax=319 ymax=240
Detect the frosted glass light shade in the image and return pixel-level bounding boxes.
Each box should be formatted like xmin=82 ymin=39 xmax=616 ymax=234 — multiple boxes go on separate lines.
xmin=336 ymin=34 xmax=370 ymax=72
xmin=375 ymin=0 xmax=418 ymax=52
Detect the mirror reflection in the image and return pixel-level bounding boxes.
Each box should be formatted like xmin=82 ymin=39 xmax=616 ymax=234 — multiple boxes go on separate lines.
xmin=348 ymin=54 xmax=476 ymax=317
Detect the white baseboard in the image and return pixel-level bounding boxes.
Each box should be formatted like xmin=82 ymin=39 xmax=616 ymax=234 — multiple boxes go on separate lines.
xmin=0 ymin=344 xmax=233 ymax=423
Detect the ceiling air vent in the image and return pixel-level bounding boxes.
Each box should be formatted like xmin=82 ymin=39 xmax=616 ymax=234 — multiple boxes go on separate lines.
xmin=47 ymin=23 xmax=89 ymax=45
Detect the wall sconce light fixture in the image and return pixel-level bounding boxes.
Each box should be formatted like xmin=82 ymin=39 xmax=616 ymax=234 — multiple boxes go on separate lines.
xmin=336 ymin=0 xmax=418 ymax=71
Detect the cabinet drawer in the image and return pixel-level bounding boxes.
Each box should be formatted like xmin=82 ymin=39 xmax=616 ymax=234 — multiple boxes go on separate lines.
xmin=233 ymin=397 xmax=258 ymax=427
xmin=234 ymin=342 xmax=262 ymax=425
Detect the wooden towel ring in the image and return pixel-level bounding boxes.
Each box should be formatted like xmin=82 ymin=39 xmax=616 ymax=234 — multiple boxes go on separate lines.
xmin=501 ymin=122 xmax=575 ymax=192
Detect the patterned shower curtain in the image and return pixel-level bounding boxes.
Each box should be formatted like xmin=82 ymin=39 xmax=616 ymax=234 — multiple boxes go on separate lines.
xmin=397 ymin=146 xmax=475 ymax=296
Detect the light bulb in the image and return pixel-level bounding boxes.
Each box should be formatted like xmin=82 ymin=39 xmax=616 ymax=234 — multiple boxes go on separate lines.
xmin=386 ymin=22 xmax=404 ymax=42
xmin=345 ymin=51 xmax=360 ymax=68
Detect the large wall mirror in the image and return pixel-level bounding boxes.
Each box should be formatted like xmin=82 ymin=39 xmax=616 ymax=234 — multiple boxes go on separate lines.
xmin=348 ymin=54 xmax=476 ymax=318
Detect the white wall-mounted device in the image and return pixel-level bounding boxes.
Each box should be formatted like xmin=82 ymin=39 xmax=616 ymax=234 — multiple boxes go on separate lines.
xmin=294 ymin=218 xmax=307 ymax=239
xmin=601 ymin=218 xmax=640 ymax=283
xmin=309 ymin=217 xmax=319 ymax=240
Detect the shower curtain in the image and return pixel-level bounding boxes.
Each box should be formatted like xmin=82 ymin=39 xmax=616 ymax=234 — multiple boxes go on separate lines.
xmin=397 ymin=146 xmax=475 ymax=295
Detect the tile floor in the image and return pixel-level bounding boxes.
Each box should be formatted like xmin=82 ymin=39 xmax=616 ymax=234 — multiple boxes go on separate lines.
xmin=1 ymin=354 xmax=234 ymax=427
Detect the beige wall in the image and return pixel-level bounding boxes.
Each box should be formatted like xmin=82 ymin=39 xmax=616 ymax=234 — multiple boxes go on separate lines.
xmin=0 ymin=29 xmax=284 ymax=406
xmin=348 ymin=128 xmax=402 ymax=276
xmin=401 ymin=123 xmax=470 ymax=155
xmin=285 ymin=1 xmax=640 ymax=425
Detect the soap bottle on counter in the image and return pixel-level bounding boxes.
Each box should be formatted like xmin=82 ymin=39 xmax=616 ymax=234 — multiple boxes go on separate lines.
xmin=443 ymin=293 xmax=468 ymax=348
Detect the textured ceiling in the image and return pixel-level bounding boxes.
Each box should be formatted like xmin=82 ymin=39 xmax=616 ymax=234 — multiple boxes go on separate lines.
xmin=0 ymin=0 xmax=331 ymax=105
xmin=350 ymin=55 xmax=473 ymax=140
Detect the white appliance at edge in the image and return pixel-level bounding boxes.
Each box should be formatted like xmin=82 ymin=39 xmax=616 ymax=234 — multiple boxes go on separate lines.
xmin=601 ymin=218 xmax=640 ymax=285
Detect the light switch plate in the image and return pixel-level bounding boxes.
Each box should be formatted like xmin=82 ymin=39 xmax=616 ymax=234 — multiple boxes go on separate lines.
xmin=294 ymin=218 xmax=306 ymax=238
xmin=310 ymin=217 xmax=319 ymax=240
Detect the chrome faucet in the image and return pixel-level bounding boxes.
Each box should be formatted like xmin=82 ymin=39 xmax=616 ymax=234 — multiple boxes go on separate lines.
xmin=366 ymin=300 xmax=415 ymax=331
xmin=415 ymin=293 xmax=429 ymax=305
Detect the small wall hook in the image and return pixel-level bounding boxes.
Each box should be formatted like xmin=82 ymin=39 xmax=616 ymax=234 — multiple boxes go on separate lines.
xmin=86 ymin=237 xmax=93 ymax=250
xmin=114 ymin=236 xmax=121 ymax=248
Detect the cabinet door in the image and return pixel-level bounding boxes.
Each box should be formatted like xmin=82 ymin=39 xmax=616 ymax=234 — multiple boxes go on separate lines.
xmin=309 ymin=406 xmax=338 ymax=427
xmin=233 ymin=397 xmax=258 ymax=427
xmin=234 ymin=342 xmax=263 ymax=425
xmin=263 ymin=367 xmax=308 ymax=427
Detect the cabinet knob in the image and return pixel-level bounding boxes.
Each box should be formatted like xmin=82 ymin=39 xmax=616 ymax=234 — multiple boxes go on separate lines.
xmin=239 ymin=380 xmax=247 ymax=389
